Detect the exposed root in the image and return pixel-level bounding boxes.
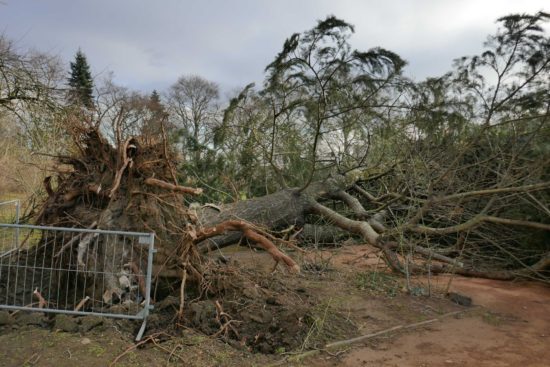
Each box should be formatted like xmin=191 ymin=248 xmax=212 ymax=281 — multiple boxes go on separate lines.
xmin=213 ymin=300 xmax=241 ymax=339
xmin=196 ymin=220 xmax=300 ymax=272
xmin=144 ymin=177 xmax=203 ymax=196
xmin=74 ymin=296 xmax=90 ymax=311
xmin=33 ymin=288 xmax=47 ymax=308
xmin=109 ymin=138 xmax=135 ymax=198
xmin=177 ymin=256 xmax=189 ymax=321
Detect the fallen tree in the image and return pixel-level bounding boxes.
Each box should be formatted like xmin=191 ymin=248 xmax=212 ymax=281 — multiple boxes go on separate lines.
xmin=195 ymin=172 xmax=550 ymax=281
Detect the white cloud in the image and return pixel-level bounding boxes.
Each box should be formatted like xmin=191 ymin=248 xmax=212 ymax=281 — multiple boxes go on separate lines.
xmin=0 ymin=0 xmax=547 ymax=92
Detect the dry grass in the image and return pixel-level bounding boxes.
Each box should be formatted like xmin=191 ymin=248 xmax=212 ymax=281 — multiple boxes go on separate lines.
xmin=0 ymin=118 xmax=50 ymax=225
xmin=0 ymin=199 xmax=19 ymax=222
xmin=0 ymin=146 xmax=47 ymax=197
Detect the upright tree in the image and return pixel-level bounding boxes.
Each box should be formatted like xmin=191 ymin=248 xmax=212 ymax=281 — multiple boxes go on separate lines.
xmin=0 ymin=35 xmax=66 ymax=152
xmin=141 ymin=89 xmax=169 ymax=137
xmin=167 ymin=75 xmax=220 ymax=166
xmin=67 ymin=49 xmax=94 ymax=108
xmin=149 ymin=89 xmax=162 ymax=106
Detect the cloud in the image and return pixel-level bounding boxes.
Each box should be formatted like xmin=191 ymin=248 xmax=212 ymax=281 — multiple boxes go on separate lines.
xmin=0 ymin=0 xmax=547 ymax=93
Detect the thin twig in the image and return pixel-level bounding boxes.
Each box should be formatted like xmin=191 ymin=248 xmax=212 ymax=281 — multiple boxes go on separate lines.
xmin=270 ymin=309 xmax=473 ymax=366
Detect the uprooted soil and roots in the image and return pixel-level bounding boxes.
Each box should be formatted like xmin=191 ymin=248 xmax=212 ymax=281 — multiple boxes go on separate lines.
xmin=0 ymin=122 xmax=311 ymax=351
xmin=150 ymin=264 xmax=359 ymax=353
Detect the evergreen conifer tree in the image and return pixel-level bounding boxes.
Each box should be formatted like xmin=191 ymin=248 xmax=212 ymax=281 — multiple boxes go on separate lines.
xmin=67 ymin=49 xmax=94 ymax=108
xmin=150 ymin=89 xmax=161 ymax=105
xmin=148 ymin=89 xmax=166 ymax=118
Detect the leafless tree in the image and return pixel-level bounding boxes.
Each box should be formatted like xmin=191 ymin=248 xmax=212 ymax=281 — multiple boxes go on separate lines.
xmin=166 ymin=75 xmax=220 ymax=164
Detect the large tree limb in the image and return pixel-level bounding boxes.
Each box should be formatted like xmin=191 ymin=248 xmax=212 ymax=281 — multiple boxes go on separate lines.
xmin=310 ymin=202 xmax=380 ymax=245
xmin=383 ymin=245 xmax=549 ymax=281
xmin=385 ymin=242 xmax=464 ymax=267
xmin=331 ymin=190 xmax=369 ymax=218
xmin=310 ymin=202 xmax=465 ymax=269
xmin=330 ymin=190 xmax=386 ymax=232
xmin=482 ymin=216 xmax=550 ymax=231
xmin=352 ymin=184 xmax=378 ymax=202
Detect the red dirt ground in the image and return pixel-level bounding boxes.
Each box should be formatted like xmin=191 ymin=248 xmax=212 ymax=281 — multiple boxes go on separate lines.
xmin=313 ymin=271 xmax=550 ymax=366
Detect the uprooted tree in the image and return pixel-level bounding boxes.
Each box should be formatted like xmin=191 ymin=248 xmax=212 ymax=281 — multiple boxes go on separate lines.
xmin=1 ymin=12 xmax=549 ymax=348
xmin=208 ymin=13 xmax=550 ymax=280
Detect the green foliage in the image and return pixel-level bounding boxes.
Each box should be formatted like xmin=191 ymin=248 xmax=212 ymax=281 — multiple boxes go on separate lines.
xmin=219 ymin=15 xmax=407 ymax=195
xmin=452 ymin=11 xmax=549 ymax=124
xmin=67 ymin=49 xmax=94 ymax=108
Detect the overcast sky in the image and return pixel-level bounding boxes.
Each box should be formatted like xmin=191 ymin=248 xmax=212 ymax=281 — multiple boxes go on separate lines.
xmin=1 ymin=0 xmax=548 ymax=96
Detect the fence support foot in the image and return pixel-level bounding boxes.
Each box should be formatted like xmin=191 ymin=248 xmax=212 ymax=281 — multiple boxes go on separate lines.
xmin=135 ymin=317 xmax=148 ymax=342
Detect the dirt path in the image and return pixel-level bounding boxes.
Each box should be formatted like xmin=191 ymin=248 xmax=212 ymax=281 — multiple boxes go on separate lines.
xmin=330 ymin=276 xmax=550 ymax=367
xmin=214 ymin=245 xmax=550 ymax=366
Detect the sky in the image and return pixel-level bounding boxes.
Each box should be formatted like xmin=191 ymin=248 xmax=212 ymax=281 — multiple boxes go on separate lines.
xmin=1 ymin=0 xmax=548 ymax=96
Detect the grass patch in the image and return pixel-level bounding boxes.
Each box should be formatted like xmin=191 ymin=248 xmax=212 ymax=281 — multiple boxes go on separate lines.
xmin=87 ymin=344 xmax=106 ymax=357
xmin=482 ymin=311 xmax=503 ymax=326
xmin=300 ymin=298 xmax=358 ymax=351
xmin=0 ymin=195 xmax=42 ymax=252
xmin=0 ymin=198 xmax=20 ymax=223
xmin=301 ymin=299 xmax=332 ymax=350
xmin=355 ymin=270 xmax=401 ymax=297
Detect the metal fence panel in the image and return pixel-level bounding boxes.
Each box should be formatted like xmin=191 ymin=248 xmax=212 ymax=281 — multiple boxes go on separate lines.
xmin=0 ymin=199 xmax=20 ymax=224
xmin=0 ymin=223 xmax=155 ymax=341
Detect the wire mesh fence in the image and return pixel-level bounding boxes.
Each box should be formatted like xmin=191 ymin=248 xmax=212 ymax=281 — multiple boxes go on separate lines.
xmin=0 ymin=223 xmax=155 ymax=340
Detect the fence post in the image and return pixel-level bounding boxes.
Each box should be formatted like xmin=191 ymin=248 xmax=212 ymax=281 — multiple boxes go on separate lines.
xmin=14 ymin=200 xmax=20 ymax=247
xmin=135 ymin=232 xmax=156 ymax=341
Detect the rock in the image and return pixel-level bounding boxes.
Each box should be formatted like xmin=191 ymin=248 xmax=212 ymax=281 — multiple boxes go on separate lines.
xmin=266 ymin=297 xmax=282 ymax=306
xmin=55 ymin=314 xmax=79 ymax=332
xmin=189 ymin=301 xmax=217 ymax=332
xmin=242 ymin=310 xmax=273 ymax=324
xmin=81 ymin=337 xmax=92 ymax=345
xmin=17 ymin=312 xmax=45 ymax=326
xmin=409 ymin=286 xmax=428 ymax=296
xmin=0 ymin=311 xmax=14 ymax=326
xmin=146 ymin=313 xmax=160 ymax=329
xmin=109 ymin=302 xmax=140 ymax=315
xmin=103 ymin=289 xmax=124 ymax=304
xmin=258 ymin=310 xmax=273 ymax=324
xmin=156 ymin=295 xmax=180 ymax=311
xmin=227 ymin=339 xmax=245 ymax=350
xmin=242 ymin=287 xmax=260 ymax=299
xmin=119 ymin=275 xmax=131 ymax=290
xmin=79 ymin=315 xmax=104 ymax=332
xmin=257 ymin=342 xmax=273 ymax=353
xmin=447 ymin=292 xmax=472 ymax=307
